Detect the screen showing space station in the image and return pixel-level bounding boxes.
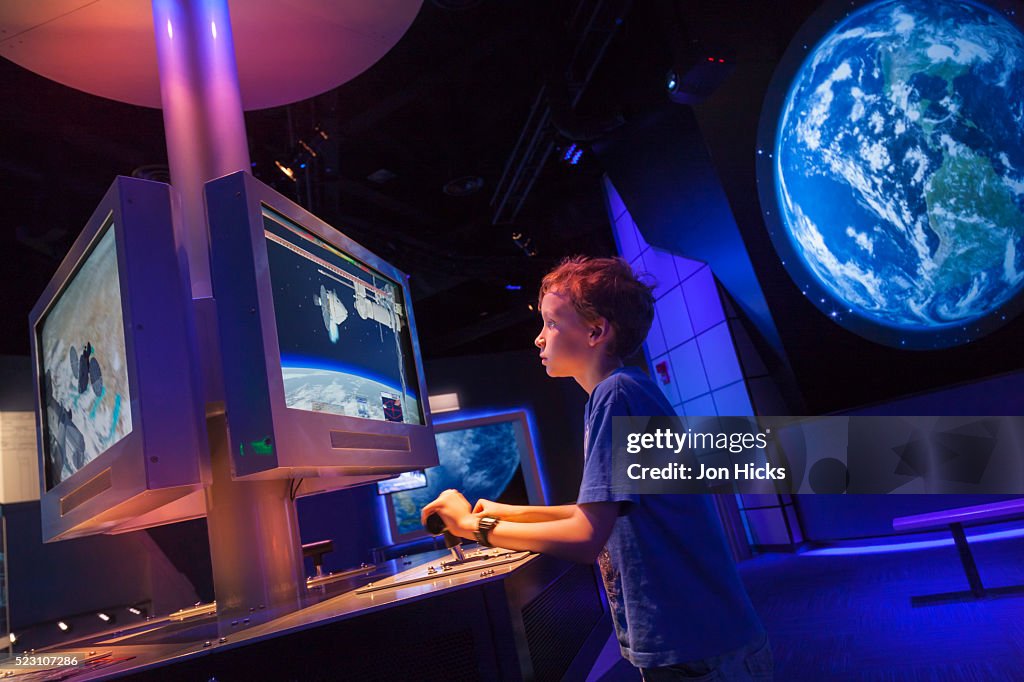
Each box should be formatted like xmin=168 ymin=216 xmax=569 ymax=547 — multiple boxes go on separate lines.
xmin=377 ymin=469 xmax=428 ymax=495
xmin=390 ymin=420 xmax=530 ymax=536
xmin=39 ymin=220 xmax=133 ymax=490
xmin=263 ymin=207 xmax=423 ymax=424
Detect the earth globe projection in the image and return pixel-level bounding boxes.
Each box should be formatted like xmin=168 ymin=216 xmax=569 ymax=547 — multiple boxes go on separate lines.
xmin=757 ymin=0 xmax=1024 ymax=348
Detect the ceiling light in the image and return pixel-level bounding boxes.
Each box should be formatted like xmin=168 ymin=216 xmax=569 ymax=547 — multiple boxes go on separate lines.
xmin=511 ymin=232 xmax=537 ymax=257
xmin=428 ymin=393 xmax=460 ymax=414
xmin=274 ymin=160 xmax=296 ymax=181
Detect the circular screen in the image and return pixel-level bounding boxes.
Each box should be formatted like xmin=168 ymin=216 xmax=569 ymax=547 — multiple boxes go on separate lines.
xmin=757 ymin=0 xmax=1024 ymax=348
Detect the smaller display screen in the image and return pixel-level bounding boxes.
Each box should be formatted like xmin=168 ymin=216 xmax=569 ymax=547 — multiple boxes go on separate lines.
xmin=390 ymin=420 xmax=531 ymax=536
xmin=263 ymin=207 xmax=423 ymax=424
xmin=38 ymin=219 xmax=133 ymax=490
xmin=377 ymin=470 xmax=428 ymax=495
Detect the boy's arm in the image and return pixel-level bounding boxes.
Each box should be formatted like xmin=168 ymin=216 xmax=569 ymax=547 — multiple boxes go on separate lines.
xmin=467 ymin=503 xmax=619 ymax=563
xmin=424 ymin=490 xmax=619 ymax=564
xmin=472 ymin=499 xmax=576 ymax=523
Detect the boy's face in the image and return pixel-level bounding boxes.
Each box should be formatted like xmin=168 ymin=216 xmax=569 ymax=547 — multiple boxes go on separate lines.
xmin=535 ymin=292 xmax=596 ymax=379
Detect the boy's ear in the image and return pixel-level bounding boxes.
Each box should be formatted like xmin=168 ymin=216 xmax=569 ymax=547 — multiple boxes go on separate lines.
xmin=588 ymin=317 xmax=614 ymax=347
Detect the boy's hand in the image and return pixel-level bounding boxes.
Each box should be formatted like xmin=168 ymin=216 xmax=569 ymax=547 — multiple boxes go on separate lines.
xmin=472 ymin=498 xmax=512 ymax=519
xmin=420 ymin=489 xmax=475 ymax=539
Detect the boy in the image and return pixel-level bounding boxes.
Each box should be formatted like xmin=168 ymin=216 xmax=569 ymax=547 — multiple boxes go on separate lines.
xmin=422 ymin=256 xmax=772 ymax=681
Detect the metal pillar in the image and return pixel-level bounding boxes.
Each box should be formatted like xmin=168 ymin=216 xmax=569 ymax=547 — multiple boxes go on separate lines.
xmin=150 ymin=0 xmax=304 ymax=625
xmin=151 ymin=0 xmax=250 ymax=299
xmin=204 ymin=415 xmax=304 ymax=623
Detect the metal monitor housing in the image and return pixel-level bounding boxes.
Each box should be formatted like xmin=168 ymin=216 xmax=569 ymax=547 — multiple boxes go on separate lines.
xmin=206 ymin=171 xmax=438 ymax=486
xmin=29 ymin=176 xmax=207 ymax=542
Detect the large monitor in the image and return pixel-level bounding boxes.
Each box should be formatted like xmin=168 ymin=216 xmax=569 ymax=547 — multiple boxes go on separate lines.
xmin=205 ymin=172 xmax=438 ymax=483
xmin=385 ymin=410 xmax=547 ymax=542
xmin=29 ymin=177 xmax=207 ymax=541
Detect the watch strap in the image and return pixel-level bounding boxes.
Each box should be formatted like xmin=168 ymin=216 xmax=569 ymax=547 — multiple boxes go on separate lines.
xmin=474 ymin=516 xmax=499 ymax=547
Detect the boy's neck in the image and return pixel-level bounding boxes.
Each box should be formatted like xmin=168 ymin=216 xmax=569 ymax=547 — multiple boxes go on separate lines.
xmin=577 ymin=355 xmax=625 ymax=395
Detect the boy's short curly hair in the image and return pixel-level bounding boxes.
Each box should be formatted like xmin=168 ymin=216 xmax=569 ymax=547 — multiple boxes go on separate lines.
xmin=538 ymin=256 xmax=656 ymax=360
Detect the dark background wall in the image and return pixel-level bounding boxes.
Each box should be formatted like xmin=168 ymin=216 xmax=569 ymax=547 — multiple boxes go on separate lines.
xmin=4 ymin=501 xmax=198 ymax=630
xmin=794 ymin=369 xmax=1024 ymax=541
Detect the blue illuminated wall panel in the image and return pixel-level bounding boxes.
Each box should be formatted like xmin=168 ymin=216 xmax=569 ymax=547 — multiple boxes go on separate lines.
xmin=604 ymin=176 xmax=753 ymax=420
xmin=603 ymin=175 xmax=800 ymax=551
xmin=657 ymin=286 xmax=693 ymax=349
xmin=669 ymin=340 xmax=709 ymax=404
xmin=646 ymin=305 xmax=669 ymax=358
xmin=712 ymin=380 xmax=753 ymax=417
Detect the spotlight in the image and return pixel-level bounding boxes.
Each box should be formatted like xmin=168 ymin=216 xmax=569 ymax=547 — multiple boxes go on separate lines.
xmin=57 ymin=621 xmax=70 ymax=632
xmin=511 ymin=232 xmax=537 ymax=257
xmin=274 ymin=160 xmax=296 ymax=182
xmin=97 ymin=612 xmax=115 ymax=624
xmin=128 ymin=606 xmax=147 ymax=617
xmin=665 ymin=45 xmax=736 ymax=105
xmin=8 ymin=632 xmax=15 ymax=644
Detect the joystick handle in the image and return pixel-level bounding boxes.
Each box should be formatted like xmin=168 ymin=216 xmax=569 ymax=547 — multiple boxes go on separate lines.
xmin=425 ymin=513 xmax=466 ymax=561
xmin=425 ymin=512 xmax=446 ymax=536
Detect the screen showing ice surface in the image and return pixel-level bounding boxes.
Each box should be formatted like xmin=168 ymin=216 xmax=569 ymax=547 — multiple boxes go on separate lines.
xmin=391 ymin=420 xmax=529 ymax=536
xmin=377 ymin=469 xmax=428 ymax=495
xmin=263 ymin=207 xmax=423 ymax=424
xmin=39 ymin=219 xmax=133 ymax=490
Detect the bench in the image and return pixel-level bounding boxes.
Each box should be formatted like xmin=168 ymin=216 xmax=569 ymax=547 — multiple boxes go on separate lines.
xmin=893 ymin=498 xmax=1024 ymax=606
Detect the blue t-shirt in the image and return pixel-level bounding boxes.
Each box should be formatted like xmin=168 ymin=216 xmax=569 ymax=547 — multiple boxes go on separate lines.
xmin=578 ymin=366 xmax=764 ymax=668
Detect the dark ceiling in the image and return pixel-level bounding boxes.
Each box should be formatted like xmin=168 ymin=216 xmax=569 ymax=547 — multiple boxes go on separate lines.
xmin=0 ymin=0 xmax=812 ymax=360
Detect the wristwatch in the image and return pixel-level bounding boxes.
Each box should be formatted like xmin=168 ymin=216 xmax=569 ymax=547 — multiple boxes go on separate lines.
xmin=475 ymin=516 xmax=500 ymax=547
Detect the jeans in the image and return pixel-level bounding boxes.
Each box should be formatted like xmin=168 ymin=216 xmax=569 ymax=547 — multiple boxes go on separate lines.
xmin=639 ymin=633 xmax=774 ymax=682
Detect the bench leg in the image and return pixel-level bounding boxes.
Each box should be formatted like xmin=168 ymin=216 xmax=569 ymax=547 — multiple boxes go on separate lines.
xmin=909 ymin=522 xmax=1024 ymax=606
xmin=950 ymin=523 xmax=986 ymax=599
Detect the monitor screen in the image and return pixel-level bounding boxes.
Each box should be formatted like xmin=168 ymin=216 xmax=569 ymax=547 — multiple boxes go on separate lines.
xmin=390 ymin=417 xmax=537 ymax=537
xmin=377 ymin=470 xmax=428 ymax=495
xmin=262 ymin=206 xmax=423 ymax=425
xmin=38 ymin=218 xmax=133 ymax=490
